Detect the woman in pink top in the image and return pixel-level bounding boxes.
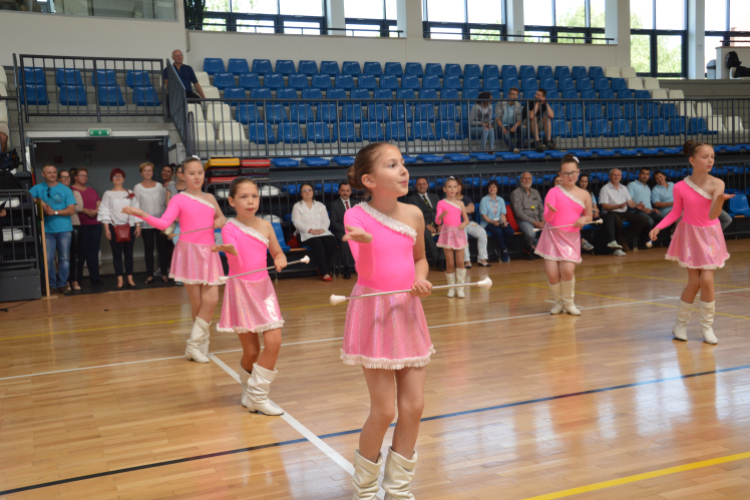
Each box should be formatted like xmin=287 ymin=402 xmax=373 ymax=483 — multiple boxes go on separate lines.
xmin=124 ymin=157 xmax=227 ymax=363
xmin=213 ymin=178 xmax=287 ymax=417
xmin=536 ymin=154 xmax=593 ymax=316
xmin=436 ymin=177 xmax=470 ymax=298
xmin=649 ymin=141 xmax=732 ymax=345
xmin=342 ymin=143 xmax=433 ymax=500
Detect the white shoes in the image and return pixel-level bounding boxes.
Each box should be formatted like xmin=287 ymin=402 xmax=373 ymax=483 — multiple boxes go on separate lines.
xmin=445 ymin=272 xmax=456 ymax=298
xmin=607 ymin=240 xmax=623 ymax=249
xmin=185 ymin=318 xmax=211 ymax=363
xmin=244 ymin=363 xmax=284 ymax=416
xmin=699 ymin=301 xmax=718 ymax=345
xmin=549 ymin=282 xmax=564 ymax=314
xmin=560 ymin=279 xmax=581 ymax=316
xmin=352 ymin=450 xmax=382 ymax=500
xmin=239 ymin=364 xmax=251 ymax=407
xmin=613 ymin=249 xmax=626 ymax=256
xmin=672 ymin=300 xmax=692 ymax=341
xmin=455 ymin=268 xmax=466 ymax=299
xmin=581 ymin=239 xmax=594 ymax=251
xmin=383 ymin=447 xmax=417 ymax=500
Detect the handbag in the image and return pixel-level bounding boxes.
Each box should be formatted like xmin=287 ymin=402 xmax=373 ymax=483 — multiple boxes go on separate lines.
xmin=114 ymin=191 xmax=134 ymax=243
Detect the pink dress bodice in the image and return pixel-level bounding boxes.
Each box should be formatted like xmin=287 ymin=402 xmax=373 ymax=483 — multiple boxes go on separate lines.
xmin=221 ymin=219 xmax=269 ymax=281
xmin=140 ymin=192 xmax=216 ymax=245
xmin=344 ymin=203 xmax=417 ymax=292
xmin=543 ymin=186 xmax=585 ymax=232
xmin=656 ymin=178 xmax=719 ymax=229
xmin=437 ymin=199 xmax=462 ymax=226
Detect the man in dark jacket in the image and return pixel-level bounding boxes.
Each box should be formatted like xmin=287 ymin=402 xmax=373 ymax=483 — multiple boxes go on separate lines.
xmin=405 ymin=177 xmax=444 ymax=270
xmin=329 ymin=182 xmax=357 ymax=279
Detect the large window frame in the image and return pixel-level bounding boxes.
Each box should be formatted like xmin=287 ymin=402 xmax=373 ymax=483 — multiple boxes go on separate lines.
xmin=521 ymin=0 xmax=606 ymax=44
xmin=630 ymin=0 xmax=687 ymax=78
xmin=422 ymin=0 xmax=506 ymax=40
xmin=196 ymin=0 xmax=327 ymax=33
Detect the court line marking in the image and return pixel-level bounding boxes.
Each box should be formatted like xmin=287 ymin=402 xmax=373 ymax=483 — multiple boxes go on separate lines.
xmin=3 ymin=361 xmax=748 ymax=497
xmin=519 ymin=451 xmax=750 ymax=500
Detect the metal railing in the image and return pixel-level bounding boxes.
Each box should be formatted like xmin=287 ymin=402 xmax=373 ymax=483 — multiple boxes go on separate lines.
xmin=0 ymin=93 xmax=28 ymax=170
xmin=166 ymin=62 xmax=189 ymax=146
xmin=0 ymin=190 xmax=41 ymax=270
xmin=425 ymin=32 xmax=614 ymax=44
xmin=14 ymin=54 xmax=166 ymax=122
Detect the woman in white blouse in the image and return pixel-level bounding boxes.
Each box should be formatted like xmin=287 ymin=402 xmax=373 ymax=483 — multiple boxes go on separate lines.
xmin=98 ymin=167 xmax=141 ymax=291
xmin=291 ymin=182 xmax=337 ymax=281
xmin=134 ymin=162 xmax=169 ymax=284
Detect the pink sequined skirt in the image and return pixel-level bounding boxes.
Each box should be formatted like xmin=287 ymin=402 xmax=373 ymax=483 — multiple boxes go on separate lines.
xmin=437 ymin=224 xmax=468 ymax=250
xmin=665 ymin=221 xmax=729 ymax=270
xmin=535 ymin=227 xmax=582 ymax=264
xmin=170 ymin=240 xmax=224 ymax=285
xmin=218 ymin=277 xmax=284 ymax=334
xmin=341 ymin=283 xmax=435 ymax=370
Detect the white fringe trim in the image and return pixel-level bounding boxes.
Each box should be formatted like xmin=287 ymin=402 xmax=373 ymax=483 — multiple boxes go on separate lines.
xmin=556 ymin=186 xmax=586 ymax=209
xmin=437 ymin=243 xmax=469 ymax=250
xmin=441 ymin=199 xmax=463 ymax=210
xmin=180 ymin=192 xmax=217 ymax=211
xmin=359 ymin=202 xmax=417 ymax=244
xmin=340 ymin=347 xmax=436 ymax=370
xmin=665 ymin=254 xmax=728 ymax=270
xmin=683 ymin=177 xmax=712 ymax=200
xmin=533 ymin=249 xmax=582 ymax=264
xmin=169 ymin=274 xmax=223 ymax=286
xmin=228 ymin=219 xmax=269 ymax=246
xmin=217 ymin=320 xmax=285 ymax=334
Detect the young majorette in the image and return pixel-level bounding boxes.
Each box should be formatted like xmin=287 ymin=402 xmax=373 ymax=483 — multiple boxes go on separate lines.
xmin=342 ymin=142 xmax=434 ymax=499
xmin=123 ymin=156 xmax=226 ymax=363
xmin=212 ymin=178 xmax=287 ymax=415
xmin=435 ymin=177 xmax=470 ymax=298
xmin=649 ymin=141 xmax=731 ymax=344
xmin=535 ymin=154 xmax=593 ymax=315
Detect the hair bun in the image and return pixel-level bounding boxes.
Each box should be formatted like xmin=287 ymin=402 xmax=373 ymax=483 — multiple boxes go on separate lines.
xmin=347 ymin=165 xmax=362 ymax=190
xmin=683 ymin=140 xmax=695 ymax=157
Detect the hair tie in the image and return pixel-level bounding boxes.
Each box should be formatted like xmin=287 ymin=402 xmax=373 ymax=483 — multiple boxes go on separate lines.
xmin=448 ymin=176 xmax=455 ymax=180
xmin=572 ymin=156 xmax=579 ymax=164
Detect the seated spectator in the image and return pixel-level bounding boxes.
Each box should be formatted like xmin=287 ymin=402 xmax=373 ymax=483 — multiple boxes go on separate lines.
xmin=510 ymin=171 xmax=544 ymax=260
xmin=628 ymin=167 xmax=663 ymax=231
xmin=495 ymin=87 xmax=522 ymax=153
xmin=164 ymin=50 xmax=206 ymax=99
xmin=58 ymin=168 xmax=82 ymax=291
xmin=329 ymin=182 xmax=358 ymax=279
xmin=456 ymin=177 xmax=490 ymax=268
xmin=98 ymin=168 xmax=141 ymax=291
xmin=405 ymin=177 xmax=444 ymax=270
xmin=71 ymin=167 xmax=101 ymax=285
xmin=166 ymin=164 xmax=187 ymax=202
xmin=292 ymin=182 xmax=337 ymax=282
xmin=480 ymin=180 xmax=514 ymax=263
xmin=651 ymin=170 xmax=674 ymax=217
xmin=469 ymin=91 xmax=495 ymax=151
xmin=599 ymin=168 xmax=648 ymax=254
xmin=30 ymin=164 xmax=76 ymax=295
xmin=577 ymin=173 xmax=612 ymax=252
xmin=134 ymin=162 xmax=170 ymax=284
xmin=529 ymin=89 xmax=555 ymax=152
xmin=0 ymin=122 xmax=8 ymax=153
xmin=553 ymin=174 xmax=562 ymax=186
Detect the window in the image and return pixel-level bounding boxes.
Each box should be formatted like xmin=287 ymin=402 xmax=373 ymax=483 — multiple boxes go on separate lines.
xmin=17 ymin=0 xmax=176 ymax=19
xmin=631 ymin=0 xmax=686 ymax=77
xmin=522 ymin=0 xmax=606 ymax=43
xmin=198 ymin=0 xmax=325 ymax=33
xmin=423 ymin=0 xmax=505 ymax=40
xmin=344 ymin=0 xmax=398 ymax=37
xmin=705 ymin=1 xmax=750 ymax=76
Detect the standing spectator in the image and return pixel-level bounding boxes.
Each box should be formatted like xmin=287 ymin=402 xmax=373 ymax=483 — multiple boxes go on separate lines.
xmin=529 ymin=89 xmax=555 ymax=152
xmin=510 ymin=172 xmax=544 ymax=260
xmin=166 ymin=164 xmax=187 ymax=202
xmin=162 ymin=164 xmax=175 ymax=188
xmin=469 ymin=91 xmax=495 ymax=151
xmin=628 ymin=167 xmax=663 ymax=230
xmin=98 ymin=168 xmax=141 ymax=290
xmin=71 ymin=167 xmax=101 ymax=285
xmin=456 ymin=178 xmax=490 ymax=268
xmin=134 ymin=162 xmax=170 ymax=284
xmin=0 ymin=122 xmax=9 ymax=153
xmin=577 ymin=173 xmax=609 ymax=252
xmin=480 ymin=180 xmax=514 ymax=263
xmin=405 ymin=177 xmax=444 ymax=270
xmin=58 ymin=169 xmax=82 ymax=291
xmin=291 ymin=182 xmax=337 ymax=281
xmin=164 ymin=50 xmax=206 ymax=99
xmin=30 ymin=164 xmax=76 ymax=295
xmin=329 ymin=182 xmax=358 ymax=279
xmin=599 ymin=168 xmax=648 ymax=253
xmin=495 ymin=87 xmax=523 ymax=153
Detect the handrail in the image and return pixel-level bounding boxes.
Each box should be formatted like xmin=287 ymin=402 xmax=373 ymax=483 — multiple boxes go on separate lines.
xmin=424 ymin=32 xmax=614 ymax=43
xmin=187 ymin=23 xmax=405 ymax=36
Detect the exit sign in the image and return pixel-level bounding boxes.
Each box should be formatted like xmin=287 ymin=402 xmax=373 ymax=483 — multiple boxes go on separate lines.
xmin=88 ymin=128 xmax=112 ymax=137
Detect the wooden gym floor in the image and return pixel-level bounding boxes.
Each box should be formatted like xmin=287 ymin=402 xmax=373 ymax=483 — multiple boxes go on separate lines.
xmin=2 ymin=239 xmax=750 ymax=500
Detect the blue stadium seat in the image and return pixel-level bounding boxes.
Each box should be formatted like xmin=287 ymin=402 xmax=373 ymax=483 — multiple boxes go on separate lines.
xmin=617 ymin=89 xmax=634 ymax=99
xmin=443 ymin=75 xmax=462 ymax=89
xmin=540 ymin=78 xmax=557 ymax=91
xmin=287 ymin=73 xmax=309 ymax=90
xmin=312 ymin=74 xmax=333 ymax=90
xmin=464 ymin=76 xmax=481 ymax=90
xmin=419 ymin=89 xmax=438 ymax=100
xmin=423 ymin=74 xmax=442 ymax=89
xmin=401 ymin=75 xmax=421 ymax=90
xmin=290 ymin=103 xmax=315 ymax=123
xmin=238 ymin=73 xmax=261 ymax=89
xmin=566 ymin=119 xmax=590 ymax=138
xmin=441 ymin=88 xmax=460 ymax=100
xmin=522 ymin=77 xmax=538 ymax=90
xmin=384 ymin=62 xmax=403 ymax=76
xmin=585 ymin=102 xmax=603 ymax=118
xmin=248 ymin=122 xmax=277 ymax=144
xmin=367 ymin=102 xmax=389 ymax=122
xmin=444 ymin=64 xmax=462 ymax=77
xmin=523 ymin=89 xmax=537 ymax=99
xmin=462 ymin=89 xmax=480 ymax=100
xmin=634 ymin=90 xmax=650 ymax=99
xmin=609 ymin=118 xmax=630 ymax=137
xmin=338 ymin=122 xmax=361 ymax=142
xmin=464 ymin=64 xmax=481 ymax=78
xmin=503 ymin=77 xmax=519 ymax=90
xmin=537 ymin=66 xmax=553 ymax=79
xmin=576 ymin=77 xmax=592 ymax=90
xmin=591 ymin=118 xmax=610 ymax=137
xmin=445 ymin=153 xmax=471 ymax=161
xmin=436 ymin=120 xmax=460 ymax=140
xmin=501 ymin=65 xmax=518 ymax=79
xmin=247 ymin=87 xmax=269 ymax=105
xmin=483 ymin=77 xmax=501 ymax=91
xmin=332 ymin=156 xmax=355 ymax=166
xmin=546 ymin=89 xmax=560 ymax=99
xmin=342 ymin=61 xmax=362 ymax=76
xmin=391 ymin=102 xmax=414 ymax=122
xmin=133 ymin=86 xmax=161 ymax=106
xmin=593 ymin=78 xmax=610 ymax=91
xmin=21 ymin=67 xmax=45 ymax=86
xmin=385 ymin=121 xmax=408 ymax=141
xmin=363 ymin=62 xmax=382 ymax=76
xmin=410 ymin=121 xmax=436 ymax=141
xmin=126 ymin=70 xmax=152 ymax=88
xmin=631 ymin=118 xmax=649 ymax=136
xmin=252 ymin=59 xmax=273 ymax=75
xmin=301 ymin=88 xmax=323 ymax=100
xmin=350 ymin=88 xmax=371 ymax=100
xmin=203 ymin=58 xmax=225 ymax=75
xmin=580 ymin=89 xmax=596 ymax=99
xmin=571 ymin=66 xmax=587 ymax=79
xmin=308 ymin=122 xmax=334 ymax=143
xmin=550 ymin=102 xmax=565 ymax=119
xmin=213 ymin=73 xmax=236 ymax=90
xmin=396 ymin=88 xmax=416 ymax=99
xmin=264 ymin=103 xmax=286 ymax=124
xmin=56 ymin=69 xmax=83 ymax=87
xmin=642 ymin=101 xmax=660 ymax=118
xmin=59 ymin=85 xmax=87 ymax=106
xmin=611 ymin=78 xmax=627 ymax=90
xmin=92 ymin=69 xmax=116 ymax=86
xmin=660 ymin=103 xmax=678 ymax=118
xmin=275 ymin=60 xmax=295 ymax=75
xmin=418 ymin=154 xmax=444 ymax=163
xmin=551 ymin=118 xmax=568 ymax=137
xmin=405 ymin=62 xmax=423 ymax=76
xmin=561 ymin=89 xmax=578 ymax=99
xmin=519 ymin=65 xmax=535 ymax=79
xmin=589 ymin=66 xmax=604 ymax=79
xmin=327 ymin=88 xmax=347 ymax=100
xmin=414 ymin=103 xmax=436 ymax=121
xmin=298 ymin=60 xmax=318 ymax=75
xmin=276 ymin=88 xmax=298 ymax=104
xmin=688 ymin=117 xmax=708 ymax=134
xmin=235 ymin=104 xmax=260 ymax=124
xmin=305 ymin=158 xmax=332 ymax=167
xmin=606 ymin=102 xmax=622 ymax=118
xmin=373 ymin=88 xmax=394 ymax=99
xmin=558 ymin=77 xmax=574 ymax=90
xmin=318 ymin=102 xmax=338 ymax=123
xmin=320 ymin=61 xmax=340 ymax=76
xmin=483 ymin=64 xmax=500 ymax=79
xmin=341 ymin=102 xmax=363 ymax=122
xmin=647 ymin=117 xmax=669 ymax=136
xmin=335 ymin=74 xmax=355 ymax=89
xmin=555 ymin=66 xmax=571 ymax=79
xmin=361 ymin=121 xmax=385 ymax=141
xmin=622 ymin=101 xmax=640 ymax=118
xmin=599 ymin=89 xmax=615 ymax=100
xmin=280 ymin=122 xmax=306 ymax=143
xmin=379 ymin=74 xmax=399 ymax=90
xmin=97 ymin=85 xmax=125 ymax=106
xmin=567 ymin=102 xmax=584 ymax=119
xmin=425 ymin=63 xmax=443 ymax=77
xmin=729 ymin=195 xmax=750 ymax=216
xmin=439 ymin=103 xmax=461 ymax=121
xmin=228 ymin=58 xmax=251 ymax=75
xmin=357 ymin=74 xmax=377 ymax=90
xmin=263 ymin=73 xmax=285 ymax=90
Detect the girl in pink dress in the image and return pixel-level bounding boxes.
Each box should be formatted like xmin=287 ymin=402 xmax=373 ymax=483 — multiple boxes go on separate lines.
xmin=535 ymin=154 xmax=593 ymax=316
xmin=212 ymin=178 xmax=287 ymax=416
xmin=436 ymin=177 xmax=470 ymax=298
xmin=649 ymin=141 xmax=732 ymax=344
xmin=123 ymin=157 xmax=226 ymax=363
xmin=343 ymin=142 xmax=434 ymax=500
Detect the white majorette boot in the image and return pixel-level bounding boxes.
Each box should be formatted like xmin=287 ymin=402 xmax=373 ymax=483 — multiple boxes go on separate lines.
xmin=455 ymin=268 xmax=466 ymax=299
xmin=699 ymin=301 xmax=718 ymax=345
xmin=352 ymin=449 xmax=382 ymax=500
xmin=245 ymin=363 xmax=284 ymax=415
xmin=445 ymin=272 xmax=456 ymax=298
xmin=383 ymin=447 xmax=417 ymax=500
xmin=185 ymin=318 xmax=210 ymax=363
xmin=239 ymin=363 xmax=252 ymax=408
xmin=198 ymin=317 xmax=211 ymax=356
xmin=672 ymin=300 xmax=692 ymax=341
xmin=560 ymin=279 xmax=581 ymax=316
xmin=549 ymin=282 xmax=564 ymax=315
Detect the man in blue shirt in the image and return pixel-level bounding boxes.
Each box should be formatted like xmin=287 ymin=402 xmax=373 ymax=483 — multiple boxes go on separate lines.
xmin=163 ymin=50 xmax=206 ymax=99
xmin=29 ymin=164 xmax=76 ymax=294
xmin=627 ymin=167 xmax=663 ymax=230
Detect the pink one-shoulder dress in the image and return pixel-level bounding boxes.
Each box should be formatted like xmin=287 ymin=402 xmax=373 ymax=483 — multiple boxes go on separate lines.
xmin=436 ymin=199 xmax=468 ymax=250
xmin=534 ymin=186 xmax=586 ymax=264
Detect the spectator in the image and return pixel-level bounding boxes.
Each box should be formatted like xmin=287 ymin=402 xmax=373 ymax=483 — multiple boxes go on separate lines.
xmin=29 ymin=164 xmax=76 ymax=295
xmin=529 ymin=89 xmax=555 ymax=152
xmin=329 ymin=182 xmax=357 ymax=280
xmin=480 ymin=180 xmax=514 ymax=263
xmin=0 ymin=123 xmax=8 ymax=153
xmin=292 ymin=182 xmax=337 ymax=281
xmin=719 ymin=210 xmax=733 ymax=232
xmin=57 ymin=169 xmax=82 ymax=291
xmin=134 ymin=162 xmax=170 ymax=284
xmin=456 ymin=177 xmax=490 ymax=268
xmin=628 ymin=167 xmax=663 ymax=229
xmin=70 ymin=167 xmax=101 ymax=285
xmin=166 ymin=164 xmax=187 ymax=202
xmin=164 ymin=50 xmax=206 ymax=99
xmin=577 ymin=173 xmax=610 ymax=252
xmin=98 ymin=168 xmax=141 ymax=290
xmin=510 ymin=171 xmax=544 ymax=259
xmin=405 ymin=177 xmax=444 ymax=270
xmin=469 ymin=91 xmax=495 ymax=151
xmin=162 ymin=164 xmax=175 ymax=187
xmin=599 ymin=168 xmax=648 ymax=253
xmin=495 ymin=87 xmax=522 ymax=153
xmin=553 ymin=175 xmax=562 ymax=186
xmin=651 ymin=170 xmax=674 ymax=217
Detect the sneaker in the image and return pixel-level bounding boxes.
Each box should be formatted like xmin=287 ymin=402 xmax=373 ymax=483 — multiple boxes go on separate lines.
xmin=500 ymin=251 xmax=511 ymax=263
xmin=535 ymin=144 xmax=545 ymax=153
xmin=521 ymin=245 xmax=536 ymax=260
xmin=154 ymin=269 xmax=162 ymax=277
xmin=613 ymin=249 xmax=626 ymax=256
xmin=581 ymin=239 xmax=594 ymax=251
xmin=606 ymin=240 xmax=623 ymax=249
xmin=464 ymin=261 xmax=472 ymax=269
xmin=547 ymin=140 xmax=556 ymax=150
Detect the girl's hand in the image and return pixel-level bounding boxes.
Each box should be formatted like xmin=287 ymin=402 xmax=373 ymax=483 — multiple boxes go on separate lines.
xmin=649 ymin=227 xmax=660 ymax=241
xmin=211 ymin=244 xmax=237 ymax=255
xmin=274 ymin=253 xmax=288 ymax=272
xmin=411 ymin=279 xmax=432 ymax=298
xmin=546 ymin=203 xmax=557 ymax=212
xmin=459 ymin=222 xmax=468 ymax=230
xmin=214 ymin=216 xmax=227 ymax=229
xmin=573 ymin=217 xmax=586 ymax=228
xmin=122 ymin=206 xmax=146 ymax=218
xmin=716 ymin=193 xmax=735 ymax=203
xmin=104 ymin=227 xmax=111 ymax=241
xmin=342 ymin=225 xmax=373 ymax=244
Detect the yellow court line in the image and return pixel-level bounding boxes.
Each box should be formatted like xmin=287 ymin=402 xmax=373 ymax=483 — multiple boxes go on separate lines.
xmin=521 ymin=451 xmax=750 ymax=500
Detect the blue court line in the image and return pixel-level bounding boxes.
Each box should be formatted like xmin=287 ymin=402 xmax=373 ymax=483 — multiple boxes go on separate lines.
xmin=3 ymin=363 xmax=747 ymax=496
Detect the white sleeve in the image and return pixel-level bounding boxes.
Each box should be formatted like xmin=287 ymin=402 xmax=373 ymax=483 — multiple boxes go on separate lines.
xmin=318 ymin=202 xmax=331 ymax=230
xmin=291 ymin=203 xmax=309 ymax=234
xmin=97 ymin=191 xmax=112 ymax=224
xmin=598 ymin=185 xmax=611 ymax=205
